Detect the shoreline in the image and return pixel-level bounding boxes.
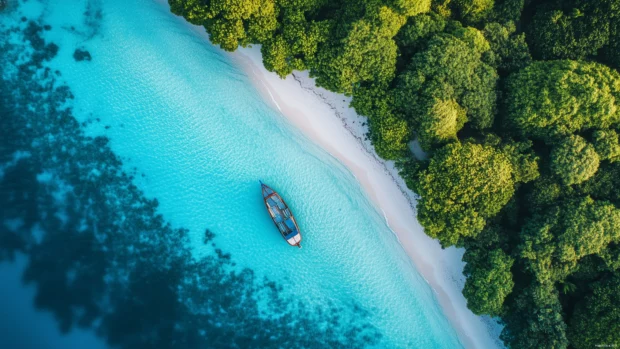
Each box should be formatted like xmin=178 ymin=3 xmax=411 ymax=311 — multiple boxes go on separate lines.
xmin=229 ymin=46 xmax=503 ymax=349
xmin=157 ymin=2 xmax=503 ymax=348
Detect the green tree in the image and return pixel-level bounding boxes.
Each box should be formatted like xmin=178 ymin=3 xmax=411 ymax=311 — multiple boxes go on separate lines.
xmin=578 ymin=162 xmax=620 ymax=205
xmin=395 ymin=12 xmax=449 ymax=62
xmin=462 ymin=248 xmax=514 ymax=316
xmin=593 ymin=129 xmax=620 ymax=163
xmin=483 ymin=22 xmax=531 ymax=75
xmin=395 ymin=27 xmax=497 ymax=149
xmin=389 ymin=0 xmax=432 ymax=16
xmin=520 ymin=197 xmax=620 ymax=284
xmin=568 ymin=276 xmax=620 ymax=349
xmin=505 ymin=60 xmax=620 ymax=140
xmin=168 ymin=0 xmax=278 ymax=51
xmin=526 ymin=176 xmax=573 ymax=213
xmin=312 ymin=6 xmax=408 ymax=95
xmin=351 ymin=86 xmax=411 ymax=159
xmin=261 ymin=19 xmax=330 ymax=77
xmin=368 ymin=111 xmax=411 ymax=159
xmin=500 ymin=139 xmax=539 ymax=184
xmin=501 ymin=282 xmax=569 ymax=349
xmin=417 ymin=98 xmax=467 ymax=149
xmin=260 ymin=0 xmax=331 ymax=77
xmin=550 ymin=135 xmax=600 ymax=186
xmin=601 ymin=10 xmax=620 ymax=69
xmin=490 ymin=0 xmax=524 ymax=23
xmin=431 ymin=0 xmax=453 ymax=17
xmin=414 ymin=142 xmax=515 ymax=246
xmin=526 ymin=1 xmax=612 ymax=60
xmin=453 ymin=0 xmax=495 ymax=24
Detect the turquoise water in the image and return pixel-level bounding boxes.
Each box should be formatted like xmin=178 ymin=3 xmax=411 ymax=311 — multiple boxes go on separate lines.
xmin=0 ymin=0 xmax=464 ymax=348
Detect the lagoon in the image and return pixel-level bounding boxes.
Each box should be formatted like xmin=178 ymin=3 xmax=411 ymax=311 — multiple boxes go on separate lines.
xmin=0 ymin=0 xmax=485 ymax=347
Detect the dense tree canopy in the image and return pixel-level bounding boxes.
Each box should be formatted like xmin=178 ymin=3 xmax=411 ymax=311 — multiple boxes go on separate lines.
xmin=593 ymin=129 xmax=620 ymax=163
xmin=312 ymin=6 xmax=408 ymax=95
xmin=568 ymin=276 xmax=620 ymax=349
xmin=501 ymin=283 xmax=569 ymax=349
xmin=413 ymin=142 xmax=515 ymax=246
xmin=526 ymin=0 xmax=613 ymax=60
xmin=169 ymin=0 xmax=279 ymax=50
xmin=550 ymin=135 xmax=600 ymax=185
xmin=520 ymin=197 xmax=620 ymax=284
xmin=462 ymin=248 xmax=514 ymax=316
xmin=452 ymin=0 xmax=495 ymax=24
xmin=505 ymin=60 xmax=620 ymax=139
xmin=483 ymin=22 xmax=531 ymax=75
xmin=169 ymin=0 xmax=620 ymax=347
xmin=394 ymin=23 xmax=497 ymax=149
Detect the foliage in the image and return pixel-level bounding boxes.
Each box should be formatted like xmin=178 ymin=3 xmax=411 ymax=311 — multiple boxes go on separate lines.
xmin=501 ymin=283 xmax=569 ymax=349
xmin=568 ymin=276 xmax=620 ymax=349
xmin=483 ymin=21 xmax=531 ymax=75
xmin=390 ymin=0 xmax=432 ymax=17
xmin=593 ymin=129 xmax=620 ymax=163
xmin=526 ymin=1 xmax=613 ymax=60
xmin=414 ymin=142 xmax=515 ymax=246
xmin=311 ymin=6 xmax=407 ymax=95
xmin=452 ymin=0 xmax=495 ymax=24
xmin=395 ymin=13 xmax=449 ymax=61
xmin=520 ymin=197 xmax=620 ymax=284
xmin=550 ymin=135 xmax=600 ymax=186
xmin=169 ymin=0 xmax=278 ymax=51
xmin=504 ymin=60 xmax=620 ymax=140
xmin=395 ymin=26 xmax=497 ymax=149
xmin=499 ymin=138 xmax=539 ymax=183
xmin=462 ymin=248 xmax=514 ymax=316
xmin=526 ymin=176 xmax=571 ymax=213
xmin=490 ymin=0 xmax=524 ymax=23
xmin=351 ymin=86 xmax=410 ymax=159
xmin=577 ymin=162 xmax=620 ymax=205
xmin=416 ymin=98 xmax=467 ymax=149
xmin=261 ymin=18 xmax=330 ymax=77
xmin=367 ymin=110 xmax=411 ymax=159
xmin=395 ymin=157 xmax=424 ymax=191
xmin=601 ymin=11 xmax=620 ymax=69
xmin=168 ymin=0 xmax=620 ymax=347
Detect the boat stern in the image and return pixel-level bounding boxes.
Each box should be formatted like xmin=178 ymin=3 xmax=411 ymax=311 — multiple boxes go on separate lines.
xmin=286 ymin=232 xmax=301 ymax=247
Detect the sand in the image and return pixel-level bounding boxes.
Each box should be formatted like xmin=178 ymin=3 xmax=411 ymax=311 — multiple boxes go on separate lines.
xmin=228 ymin=46 xmax=504 ymax=349
xmin=157 ymin=1 xmax=504 ymax=347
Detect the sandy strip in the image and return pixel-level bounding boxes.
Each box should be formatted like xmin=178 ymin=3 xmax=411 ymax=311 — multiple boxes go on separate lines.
xmin=229 ymin=46 xmax=504 ymax=349
xmin=157 ymin=1 xmax=503 ymax=347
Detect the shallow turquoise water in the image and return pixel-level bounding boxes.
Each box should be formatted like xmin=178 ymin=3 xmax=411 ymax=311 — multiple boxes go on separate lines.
xmin=0 ymin=0 xmax=464 ymax=347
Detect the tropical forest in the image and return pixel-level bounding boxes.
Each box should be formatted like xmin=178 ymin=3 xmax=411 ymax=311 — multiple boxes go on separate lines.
xmin=168 ymin=0 xmax=620 ymax=347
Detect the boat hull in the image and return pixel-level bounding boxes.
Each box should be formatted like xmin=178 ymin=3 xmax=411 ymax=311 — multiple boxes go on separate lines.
xmin=260 ymin=182 xmax=302 ymax=248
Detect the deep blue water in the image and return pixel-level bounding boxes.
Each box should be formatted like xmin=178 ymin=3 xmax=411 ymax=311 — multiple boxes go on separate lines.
xmin=0 ymin=0 xmax=463 ymax=348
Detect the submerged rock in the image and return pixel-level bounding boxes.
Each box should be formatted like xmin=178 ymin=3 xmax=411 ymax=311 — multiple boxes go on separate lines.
xmin=1 ymin=0 xmax=8 ymax=11
xmin=73 ymin=48 xmax=92 ymax=62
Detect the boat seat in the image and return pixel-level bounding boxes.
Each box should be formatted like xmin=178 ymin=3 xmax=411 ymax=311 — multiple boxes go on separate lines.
xmin=284 ymin=219 xmax=295 ymax=230
xmin=284 ymin=230 xmax=298 ymax=239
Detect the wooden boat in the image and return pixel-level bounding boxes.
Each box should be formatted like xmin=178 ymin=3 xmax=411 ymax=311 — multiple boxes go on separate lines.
xmin=260 ymin=181 xmax=302 ymax=248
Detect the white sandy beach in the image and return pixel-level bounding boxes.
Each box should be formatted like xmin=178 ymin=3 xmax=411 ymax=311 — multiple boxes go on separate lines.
xmin=229 ymin=46 xmax=504 ymax=349
xmin=158 ymin=2 xmax=504 ymax=348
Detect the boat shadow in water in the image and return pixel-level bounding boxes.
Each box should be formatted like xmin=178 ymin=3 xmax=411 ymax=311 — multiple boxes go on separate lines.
xmin=0 ymin=14 xmax=381 ymax=349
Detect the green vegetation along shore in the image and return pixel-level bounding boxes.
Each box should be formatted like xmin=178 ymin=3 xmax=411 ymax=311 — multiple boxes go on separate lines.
xmin=168 ymin=0 xmax=620 ymax=347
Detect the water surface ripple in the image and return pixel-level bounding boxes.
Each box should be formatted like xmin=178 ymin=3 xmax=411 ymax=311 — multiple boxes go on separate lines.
xmin=0 ymin=0 xmax=463 ymax=348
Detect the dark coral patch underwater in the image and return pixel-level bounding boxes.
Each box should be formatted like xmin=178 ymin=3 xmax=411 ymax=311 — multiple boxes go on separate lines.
xmin=0 ymin=15 xmax=381 ymax=349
